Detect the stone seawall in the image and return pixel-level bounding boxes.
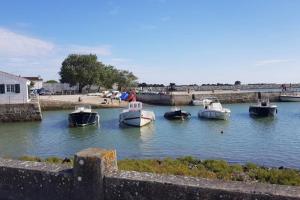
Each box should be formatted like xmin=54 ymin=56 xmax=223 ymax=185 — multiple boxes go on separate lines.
xmin=0 ymin=103 xmax=42 ymax=122
xmin=0 ymin=147 xmax=299 ymax=200
xmin=137 ymin=91 xmax=281 ymax=105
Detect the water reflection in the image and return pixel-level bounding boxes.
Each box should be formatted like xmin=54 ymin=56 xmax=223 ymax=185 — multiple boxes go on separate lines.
xmin=67 ymin=125 xmax=99 ymax=139
xmin=0 ymin=103 xmax=300 ymax=167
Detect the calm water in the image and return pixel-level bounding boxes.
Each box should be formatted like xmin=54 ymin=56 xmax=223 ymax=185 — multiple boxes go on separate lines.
xmin=0 ymin=103 xmax=300 ymax=168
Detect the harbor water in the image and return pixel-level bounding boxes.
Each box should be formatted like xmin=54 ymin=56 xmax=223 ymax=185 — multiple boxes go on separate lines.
xmin=0 ymin=102 xmax=300 ymax=168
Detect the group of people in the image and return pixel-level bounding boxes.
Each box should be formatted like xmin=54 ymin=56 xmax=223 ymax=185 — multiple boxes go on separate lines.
xmin=281 ymin=84 xmax=292 ymax=92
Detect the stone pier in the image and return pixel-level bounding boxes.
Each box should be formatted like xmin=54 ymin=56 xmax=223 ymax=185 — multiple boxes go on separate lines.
xmin=0 ymin=102 xmax=42 ymax=122
xmin=137 ymin=91 xmax=282 ymax=105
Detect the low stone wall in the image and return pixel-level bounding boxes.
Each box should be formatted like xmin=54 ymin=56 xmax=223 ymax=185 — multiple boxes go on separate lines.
xmin=137 ymin=91 xmax=281 ymax=105
xmin=136 ymin=93 xmax=172 ymax=105
xmin=0 ymin=103 xmax=42 ymax=122
xmin=141 ymin=83 xmax=300 ymax=92
xmin=0 ymin=147 xmax=299 ymax=200
xmin=0 ymin=159 xmax=73 ymax=200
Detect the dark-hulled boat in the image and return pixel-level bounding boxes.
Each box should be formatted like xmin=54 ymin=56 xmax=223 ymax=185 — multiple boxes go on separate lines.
xmin=69 ymin=105 xmax=99 ymax=127
xmin=249 ymin=99 xmax=277 ymax=117
xmin=164 ymin=108 xmax=191 ymax=120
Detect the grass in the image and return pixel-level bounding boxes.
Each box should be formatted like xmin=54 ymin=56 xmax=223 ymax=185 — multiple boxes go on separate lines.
xmin=118 ymin=157 xmax=300 ymax=186
xmin=17 ymin=155 xmax=300 ymax=186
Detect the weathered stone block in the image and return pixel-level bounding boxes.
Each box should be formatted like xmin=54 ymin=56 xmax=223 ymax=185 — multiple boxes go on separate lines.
xmin=72 ymin=147 xmax=117 ymax=200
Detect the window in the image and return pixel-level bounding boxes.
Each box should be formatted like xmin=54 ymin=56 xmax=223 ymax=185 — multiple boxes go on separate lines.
xmin=6 ymin=84 xmax=15 ymax=93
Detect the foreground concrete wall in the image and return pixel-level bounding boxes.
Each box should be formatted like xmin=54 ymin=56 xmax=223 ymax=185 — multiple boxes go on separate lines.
xmin=0 ymin=147 xmax=299 ymax=200
xmin=137 ymin=91 xmax=281 ymax=105
xmin=0 ymin=158 xmax=73 ymax=200
xmin=105 ymin=171 xmax=300 ymax=200
xmin=0 ymin=103 xmax=42 ymax=122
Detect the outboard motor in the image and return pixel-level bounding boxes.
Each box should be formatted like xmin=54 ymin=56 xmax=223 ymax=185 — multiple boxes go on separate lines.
xmin=258 ymin=92 xmax=262 ymax=100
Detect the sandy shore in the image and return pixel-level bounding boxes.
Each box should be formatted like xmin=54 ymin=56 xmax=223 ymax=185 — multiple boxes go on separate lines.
xmin=39 ymin=95 xmax=128 ymax=111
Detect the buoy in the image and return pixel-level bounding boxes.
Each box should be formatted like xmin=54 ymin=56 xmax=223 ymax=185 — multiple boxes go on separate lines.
xmin=221 ymin=130 xmax=224 ymax=134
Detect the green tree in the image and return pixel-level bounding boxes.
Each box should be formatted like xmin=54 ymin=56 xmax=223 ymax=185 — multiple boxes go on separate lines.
xmin=59 ymin=54 xmax=138 ymax=92
xmin=234 ymin=81 xmax=241 ymax=85
xmin=29 ymin=81 xmax=35 ymax=88
xmin=59 ymin=54 xmax=101 ymax=93
xmin=116 ymin=70 xmax=138 ymax=90
xmin=45 ymin=80 xmax=58 ymax=83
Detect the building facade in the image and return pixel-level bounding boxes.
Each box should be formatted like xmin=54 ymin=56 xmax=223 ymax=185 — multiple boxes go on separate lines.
xmin=0 ymin=71 xmax=30 ymax=104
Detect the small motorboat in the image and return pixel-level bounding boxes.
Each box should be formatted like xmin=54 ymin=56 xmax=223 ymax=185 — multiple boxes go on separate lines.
xmin=249 ymin=99 xmax=277 ymax=117
xmin=164 ymin=107 xmax=191 ymax=120
xmin=280 ymin=92 xmax=300 ymax=102
xmin=68 ymin=105 xmax=99 ymax=127
xmin=119 ymin=101 xmax=155 ymax=127
xmin=198 ymin=98 xmax=231 ymax=120
xmin=192 ymin=100 xmax=203 ymax=106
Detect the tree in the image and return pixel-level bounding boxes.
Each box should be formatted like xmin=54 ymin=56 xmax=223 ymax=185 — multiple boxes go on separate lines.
xmin=116 ymin=70 xmax=138 ymax=90
xmin=45 ymin=80 xmax=58 ymax=83
xmin=29 ymin=81 xmax=35 ymax=88
xmin=234 ymin=81 xmax=241 ymax=85
xmin=59 ymin=54 xmax=101 ymax=93
xmin=59 ymin=54 xmax=138 ymax=93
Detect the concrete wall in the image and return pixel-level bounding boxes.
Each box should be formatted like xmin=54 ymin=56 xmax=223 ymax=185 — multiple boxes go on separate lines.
xmin=0 ymin=103 xmax=42 ymax=122
xmin=0 ymin=147 xmax=299 ymax=200
xmin=137 ymin=91 xmax=281 ymax=105
xmin=141 ymin=83 xmax=300 ymax=92
xmin=137 ymin=93 xmax=172 ymax=105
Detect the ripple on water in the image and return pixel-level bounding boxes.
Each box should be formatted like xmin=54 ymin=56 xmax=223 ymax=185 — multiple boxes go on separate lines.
xmin=0 ymin=103 xmax=299 ymax=168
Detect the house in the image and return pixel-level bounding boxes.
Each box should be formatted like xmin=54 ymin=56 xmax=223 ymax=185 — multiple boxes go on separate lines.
xmin=23 ymin=76 xmax=43 ymax=90
xmin=0 ymin=71 xmax=30 ymax=104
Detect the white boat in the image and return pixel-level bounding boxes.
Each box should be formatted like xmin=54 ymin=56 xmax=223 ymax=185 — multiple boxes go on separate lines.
xmin=192 ymin=100 xmax=203 ymax=106
xmin=119 ymin=101 xmax=155 ymax=127
xmin=198 ymin=98 xmax=231 ymax=120
xmin=280 ymin=93 xmax=300 ymax=102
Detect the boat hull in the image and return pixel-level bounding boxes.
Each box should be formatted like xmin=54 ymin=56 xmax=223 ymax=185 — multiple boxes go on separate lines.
xmin=69 ymin=112 xmax=99 ymax=127
xmin=198 ymin=110 xmax=230 ymax=120
xmin=280 ymin=95 xmax=300 ymax=102
xmin=119 ymin=110 xmax=155 ymax=127
xmin=249 ymin=106 xmax=277 ymax=117
xmin=164 ymin=110 xmax=191 ymax=120
xmin=192 ymin=100 xmax=202 ymax=106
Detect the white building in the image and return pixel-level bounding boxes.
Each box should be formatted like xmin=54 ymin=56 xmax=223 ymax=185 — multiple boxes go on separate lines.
xmin=23 ymin=76 xmax=43 ymax=90
xmin=0 ymin=71 xmax=30 ymax=104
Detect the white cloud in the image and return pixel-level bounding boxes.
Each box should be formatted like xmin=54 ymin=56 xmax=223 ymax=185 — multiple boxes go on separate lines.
xmin=0 ymin=27 xmax=55 ymax=57
xmin=0 ymin=27 xmax=112 ymax=80
xmin=255 ymin=59 xmax=295 ymax=66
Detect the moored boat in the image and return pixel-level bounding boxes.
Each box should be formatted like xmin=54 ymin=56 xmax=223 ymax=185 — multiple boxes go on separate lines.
xmin=192 ymin=100 xmax=203 ymax=106
xmin=280 ymin=93 xmax=300 ymax=102
xmin=68 ymin=105 xmax=99 ymax=127
xmin=249 ymin=99 xmax=277 ymax=117
xmin=119 ymin=101 xmax=155 ymax=127
xmin=198 ymin=98 xmax=231 ymax=120
xmin=164 ymin=107 xmax=191 ymax=120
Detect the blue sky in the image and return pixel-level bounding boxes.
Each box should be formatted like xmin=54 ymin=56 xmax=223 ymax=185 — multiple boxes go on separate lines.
xmin=0 ymin=0 xmax=299 ymax=84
